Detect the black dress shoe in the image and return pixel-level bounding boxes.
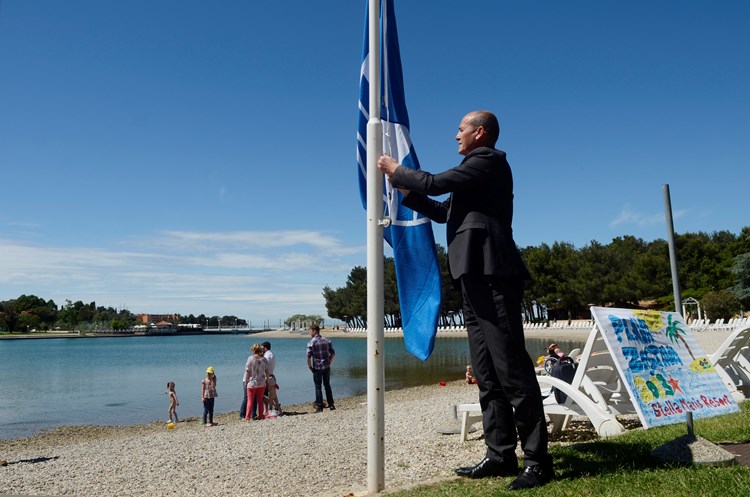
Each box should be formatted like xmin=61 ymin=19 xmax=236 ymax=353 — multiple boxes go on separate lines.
xmin=455 ymin=457 xmax=519 ymax=478
xmin=507 ymin=464 xmax=554 ymax=490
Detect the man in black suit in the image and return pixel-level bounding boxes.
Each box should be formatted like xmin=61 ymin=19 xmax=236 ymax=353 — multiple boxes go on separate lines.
xmin=378 ymin=110 xmax=553 ymax=490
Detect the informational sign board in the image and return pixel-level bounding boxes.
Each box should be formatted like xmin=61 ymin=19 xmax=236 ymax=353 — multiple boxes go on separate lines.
xmin=591 ymin=307 xmax=739 ymax=428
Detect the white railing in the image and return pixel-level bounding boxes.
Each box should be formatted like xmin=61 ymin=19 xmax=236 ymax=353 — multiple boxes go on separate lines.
xmin=344 ymin=317 xmax=749 ymax=335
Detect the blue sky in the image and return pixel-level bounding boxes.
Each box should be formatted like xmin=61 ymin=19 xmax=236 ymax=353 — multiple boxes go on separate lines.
xmin=1 ymin=1 xmax=748 ymax=324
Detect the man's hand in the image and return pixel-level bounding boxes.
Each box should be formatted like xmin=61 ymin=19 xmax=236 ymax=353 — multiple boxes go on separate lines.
xmin=377 ymin=154 xmax=411 ymax=196
xmin=377 ymin=154 xmax=400 ymax=179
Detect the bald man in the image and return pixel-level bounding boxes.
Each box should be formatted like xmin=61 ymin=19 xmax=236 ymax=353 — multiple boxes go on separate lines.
xmin=378 ymin=111 xmax=553 ymax=490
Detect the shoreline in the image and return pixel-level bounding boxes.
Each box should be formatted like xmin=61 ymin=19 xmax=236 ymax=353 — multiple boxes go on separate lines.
xmin=0 ymin=327 xmax=736 ymax=497
xmin=1 ymin=323 xmax=732 ymax=348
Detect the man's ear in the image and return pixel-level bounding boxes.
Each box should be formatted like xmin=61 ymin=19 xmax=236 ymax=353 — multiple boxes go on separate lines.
xmin=475 ymin=125 xmax=487 ymax=143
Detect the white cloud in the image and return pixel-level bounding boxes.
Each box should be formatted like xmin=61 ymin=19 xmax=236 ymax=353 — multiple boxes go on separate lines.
xmin=0 ymin=229 xmax=363 ymax=321
xmin=156 ymin=230 xmax=361 ymax=256
xmin=610 ymin=205 xmax=687 ymax=228
xmin=6 ymin=221 xmax=41 ymax=228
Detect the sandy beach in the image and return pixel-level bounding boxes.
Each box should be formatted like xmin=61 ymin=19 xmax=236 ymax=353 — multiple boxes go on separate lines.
xmin=0 ymin=327 xmax=735 ymax=497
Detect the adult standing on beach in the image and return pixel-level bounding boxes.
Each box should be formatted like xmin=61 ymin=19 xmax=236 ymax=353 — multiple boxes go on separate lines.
xmin=239 ymin=358 xmax=249 ymax=419
xmin=306 ymin=325 xmax=335 ymax=412
xmin=262 ymin=341 xmax=276 ymax=374
xmin=240 ymin=342 xmax=275 ymax=420
xmin=201 ymin=366 xmax=218 ymax=427
xmin=244 ymin=343 xmax=270 ymax=420
xmin=262 ymin=341 xmax=281 ymax=414
xmin=377 ymin=110 xmax=553 ymax=490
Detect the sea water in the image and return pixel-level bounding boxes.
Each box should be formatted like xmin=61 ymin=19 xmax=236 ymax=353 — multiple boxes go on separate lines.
xmin=0 ymin=333 xmax=582 ymax=440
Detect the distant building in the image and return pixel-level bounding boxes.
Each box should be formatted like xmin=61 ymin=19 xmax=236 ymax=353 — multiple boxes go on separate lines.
xmin=136 ymin=313 xmax=180 ymax=325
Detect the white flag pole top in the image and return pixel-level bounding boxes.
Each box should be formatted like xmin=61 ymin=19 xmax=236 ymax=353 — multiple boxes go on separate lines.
xmin=366 ymin=0 xmax=385 ymax=493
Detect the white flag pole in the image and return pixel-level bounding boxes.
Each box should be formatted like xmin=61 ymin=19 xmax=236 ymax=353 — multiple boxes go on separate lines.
xmin=366 ymin=0 xmax=385 ymax=493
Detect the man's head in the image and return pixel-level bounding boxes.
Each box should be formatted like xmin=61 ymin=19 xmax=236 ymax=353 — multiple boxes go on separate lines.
xmin=455 ymin=110 xmax=499 ymax=155
xmin=262 ymin=341 xmax=271 ymax=351
xmin=309 ymin=325 xmax=320 ymax=336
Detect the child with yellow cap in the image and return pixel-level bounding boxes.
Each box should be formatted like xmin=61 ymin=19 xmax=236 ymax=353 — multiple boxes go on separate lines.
xmin=201 ymin=366 xmax=218 ymax=427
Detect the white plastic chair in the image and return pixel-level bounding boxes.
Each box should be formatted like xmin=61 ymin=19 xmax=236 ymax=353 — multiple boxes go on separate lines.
xmin=710 ymin=323 xmax=750 ymax=402
xmin=456 ymin=327 xmax=631 ymax=441
xmin=456 ymin=403 xmax=483 ymax=442
xmin=536 ymin=326 xmax=632 ymax=437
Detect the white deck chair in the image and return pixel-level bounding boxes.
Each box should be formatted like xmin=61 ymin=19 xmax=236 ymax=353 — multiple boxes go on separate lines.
xmin=536 ymin=326 xmax=633 ymax=437
xmin=456 ymin=327 xmax=631 ymax=442
xmin=709 ymin=323 xmax=750 ymax=402
xmin=567 ymin=348 xmax=582 ymax=362
xmin=456 ymin=403 xmax=483 ymax=442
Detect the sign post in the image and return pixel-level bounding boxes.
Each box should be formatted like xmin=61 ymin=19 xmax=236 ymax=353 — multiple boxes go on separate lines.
xmin=590 ymin=307 xmax=739 ymax=429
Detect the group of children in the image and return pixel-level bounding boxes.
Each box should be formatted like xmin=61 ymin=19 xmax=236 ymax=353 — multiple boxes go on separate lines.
xmin=165 ymin=344 xmax=282 ymax=426
xmin=165 ymin=367 xmax=219 ymax=426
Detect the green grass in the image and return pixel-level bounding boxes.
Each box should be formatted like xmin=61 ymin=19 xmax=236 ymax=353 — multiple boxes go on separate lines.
xmin=385 ymin=402 xmax=750 ymax=497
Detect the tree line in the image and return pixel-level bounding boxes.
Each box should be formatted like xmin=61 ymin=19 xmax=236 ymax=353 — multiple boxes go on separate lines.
xmin=3 ymin=228 xmax=748 ymax=333
xmin=324 ymin=227 xmax=750 ymax=328
xmin=0 ymin=295 xmax=247 ymax=333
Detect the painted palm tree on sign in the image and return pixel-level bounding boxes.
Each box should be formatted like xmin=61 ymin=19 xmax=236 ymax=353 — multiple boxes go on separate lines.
xmin=665 ymin=313 xmax=695 ymax=361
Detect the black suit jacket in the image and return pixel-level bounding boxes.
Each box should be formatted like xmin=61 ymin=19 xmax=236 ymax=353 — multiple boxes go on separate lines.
xmin=392 ymin=146 xmax=530 ymax=282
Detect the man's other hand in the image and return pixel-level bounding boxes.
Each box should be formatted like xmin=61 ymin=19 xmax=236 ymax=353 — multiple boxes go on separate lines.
xmin=377 ymin=155 xmax=400 ymax=178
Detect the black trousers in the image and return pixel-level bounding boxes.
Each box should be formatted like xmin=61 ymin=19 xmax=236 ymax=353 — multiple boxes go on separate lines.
xmin=202 ymin=397 xmax=215 ymax=425
xmin=460 ymin=274 xmax=550 ymax=467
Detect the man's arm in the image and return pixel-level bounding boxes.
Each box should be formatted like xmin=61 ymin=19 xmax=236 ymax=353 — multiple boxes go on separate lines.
xmin=378 ymin=155 xmax=450 ymax=223
xmin=378 ymin=149 xmax=498 ymax=196
xmin=402 ymin=193 xmax=449 ymax=224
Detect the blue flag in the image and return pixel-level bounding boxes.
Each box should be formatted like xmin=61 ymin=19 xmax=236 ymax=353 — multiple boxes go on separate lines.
xmin=357 ymin=0 xmax=441 ymax=361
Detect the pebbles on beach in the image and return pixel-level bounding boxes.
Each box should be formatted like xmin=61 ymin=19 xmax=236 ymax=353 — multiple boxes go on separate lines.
xmin=1 ymin=383 xmax=486 ymax=497
xmin=0 ymin=328 xmax=733 ymax=497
